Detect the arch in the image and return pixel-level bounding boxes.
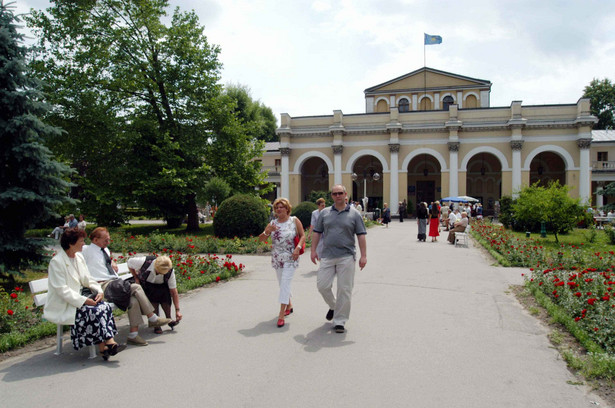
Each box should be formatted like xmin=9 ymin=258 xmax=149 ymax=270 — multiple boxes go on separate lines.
xmin=402 ymin=148 xmax=448 ymax=172
xmin=463 ymin=92 xmax=480 ymax=101
xmin=292 ymin=151 xmax=333 ymax=174
xmin=397 ymin=96 xmax=410 ymax=112
xmin=460 ymin=146 xmax=510 ymax=171
xmin=418 ymin=94 xmax=434 ymax=103
xmin=523 ymin=145 xmax=576 ymax=171
xmin=375 ymin=97 xmax=389 ymax=113
xmin=440 ymin=93 xmax=456 ymax=102
xmin=345 ymin=149 xmax=390 ymax=173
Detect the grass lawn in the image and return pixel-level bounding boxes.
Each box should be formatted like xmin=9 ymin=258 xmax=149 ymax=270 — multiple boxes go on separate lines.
xmin=506 ymin=227 xmax=613 ymax=253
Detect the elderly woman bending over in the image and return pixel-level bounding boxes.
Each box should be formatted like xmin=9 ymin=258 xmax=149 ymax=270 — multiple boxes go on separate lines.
xmin=259 ymin=198 xmax=305 ymax=328
xmin=43 ymin=228 xmax=121 ymax=360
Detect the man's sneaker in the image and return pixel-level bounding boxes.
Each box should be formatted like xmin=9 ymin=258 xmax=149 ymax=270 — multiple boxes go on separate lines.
xmin=326 ymin=309 xmax=334 ymax=321
xmin=334 ymin=325 xmax=345 ymax=334
xmin=127 ymin=335 xmax=148 ymax=346
xmin=148 ymin=317 xmax=172 ymax=327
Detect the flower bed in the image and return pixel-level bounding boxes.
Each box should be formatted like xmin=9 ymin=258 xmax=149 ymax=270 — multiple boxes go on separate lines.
xmin=108 ymin=232 xmax=272 ymax=255
xmin=472 ymin=221 xmax=615 ymax=355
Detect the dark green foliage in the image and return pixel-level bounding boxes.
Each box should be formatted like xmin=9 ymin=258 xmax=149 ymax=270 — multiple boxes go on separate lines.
xmin=213 ymin=194 xmax=268 ymax=238
xmin=583 ymin=78 xmax=615 ymax=130
xmin=0 ymin=2 xmax=73 ymax=280
xmin=307 ymin=190 xmax=333 ymax=206
xmin=225 ymin=84 xmax=278 ymax=142
xmin=511 ymin=182 xmax=585 ymax=242
xmin=598 ymin=182 xmax=615 ymax=212
xmin=291 ymin=201 xmax=318 ymax=230
xmin=200 ymin=177 xmax=231 ymax=207
xmin=499 ymin=195 xmax=514 ymax=228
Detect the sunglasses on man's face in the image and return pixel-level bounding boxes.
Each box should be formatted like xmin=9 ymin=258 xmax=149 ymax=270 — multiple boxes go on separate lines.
xmin=331 ymin=192 xmax=344 ymax=196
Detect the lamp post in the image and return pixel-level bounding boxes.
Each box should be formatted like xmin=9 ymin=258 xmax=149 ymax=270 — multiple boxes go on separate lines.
xmin=352 ymin=171 xmax=380 ymax=213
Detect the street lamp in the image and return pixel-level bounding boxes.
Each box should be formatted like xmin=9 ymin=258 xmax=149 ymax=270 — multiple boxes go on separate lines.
xmin=352 ymin=170 xmax=380 ymax=212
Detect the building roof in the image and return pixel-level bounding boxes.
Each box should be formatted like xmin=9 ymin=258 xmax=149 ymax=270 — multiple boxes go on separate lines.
xmin=264 ymin=142 xmax=280 ymax=152
xmin=592 ymin=130 xmax=615 ymax=142
xmin=364 ymin=67 xmax=492 ymax=94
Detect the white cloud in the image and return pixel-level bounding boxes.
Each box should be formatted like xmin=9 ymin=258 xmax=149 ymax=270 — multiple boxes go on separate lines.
xmin=14 ymin=0 xmax=615 ymax=121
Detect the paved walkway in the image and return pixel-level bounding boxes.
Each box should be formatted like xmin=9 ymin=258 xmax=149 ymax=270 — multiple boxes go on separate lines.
xmin=0 ymin=221 xmax=609 ymax=407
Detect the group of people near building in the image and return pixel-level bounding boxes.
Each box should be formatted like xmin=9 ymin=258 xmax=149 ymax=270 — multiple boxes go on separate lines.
xmin=43 ymin=227 xmax=182 ymax=361
xmin=259 ymin=185 xmax=367 ymax=334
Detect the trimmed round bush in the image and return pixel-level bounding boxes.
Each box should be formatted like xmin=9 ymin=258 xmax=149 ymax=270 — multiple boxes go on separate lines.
xmin=291 ymin=201 xmax=318 ymax=230
xmin=213 ymin=194 xmax=269 ymax=239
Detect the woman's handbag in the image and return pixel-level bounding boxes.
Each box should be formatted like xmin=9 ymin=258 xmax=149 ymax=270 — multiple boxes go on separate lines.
xmin=293 ymin=235 xmax=305 ymax=255
xmin=292 ymin=216 xmax=305 ymax=255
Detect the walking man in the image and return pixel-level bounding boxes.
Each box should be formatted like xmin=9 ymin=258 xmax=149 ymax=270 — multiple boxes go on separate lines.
xmin=311 ymin=184 xmax=367 ymax=333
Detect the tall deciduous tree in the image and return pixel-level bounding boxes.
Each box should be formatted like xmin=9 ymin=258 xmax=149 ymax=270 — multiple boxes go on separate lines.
xmin=583 ymin=78 xmax=615 ymax=130
xmin=27 ymin=0 xmax=266 ymax=230
xmin=0 ymin=1 xmax=73 ymax=280
xmin=225 ymin=84 xmax=278 ymax=142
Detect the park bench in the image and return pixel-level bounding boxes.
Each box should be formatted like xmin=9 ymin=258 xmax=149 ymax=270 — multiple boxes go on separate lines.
xmin=29 ymin=262 xmax=132 ymax=359
xmin=455 ymin=224 xmax=471 ymax=248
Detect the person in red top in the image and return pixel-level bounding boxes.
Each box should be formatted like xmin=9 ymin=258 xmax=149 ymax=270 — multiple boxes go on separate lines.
xmin=428 ymin=201 xmax=441 ymax=242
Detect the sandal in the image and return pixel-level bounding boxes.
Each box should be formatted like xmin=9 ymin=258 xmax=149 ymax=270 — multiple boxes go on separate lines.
xmin=108 ymin=343 xmax=119 ymax=356
xmin=101 ymin=346 xmax=110 ymax=361
xmin=168 ymin=320 xmax=180 ymax=330
xmin=154 ymin=327 xmax=163 ymax=334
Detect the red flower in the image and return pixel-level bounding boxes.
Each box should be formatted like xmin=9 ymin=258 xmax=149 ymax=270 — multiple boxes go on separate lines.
xmin=10 ymin=293 xmax=17 ymax=299
xmin=215 ymin=276 xmax=221 ymax=282
xmin=7 ymin=310 xmax=14 ymax=315
xmin=588 ymin=298 xmax=597 ymax=305
xmin=574 ymin=292 xmax=582 ymax=297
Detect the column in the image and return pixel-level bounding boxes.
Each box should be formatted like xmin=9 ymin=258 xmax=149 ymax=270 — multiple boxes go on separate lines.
xmin=448 ymin=142 xmax=459 ymax=197
xmin=280 ymin=147 xmax=291 ymax=199
xmin=389 ymin=144 xmax=400 ymax=214
xmin=597 ymin=185 xmax=604 ymax=209
xmin=578 ymin=138 xmax=592 ymax=204
xmin=332 ymin=145 xmax=343 ymax=186
xmin=510 ymin=140 xmax=524 ymax=197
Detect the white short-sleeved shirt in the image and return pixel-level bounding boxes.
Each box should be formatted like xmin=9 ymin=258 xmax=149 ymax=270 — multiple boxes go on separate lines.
xmin=127 ymin=256 xmax=177 ymax=289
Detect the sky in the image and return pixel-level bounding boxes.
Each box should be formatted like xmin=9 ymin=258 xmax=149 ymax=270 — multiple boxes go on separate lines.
xmin=13 ymin=0 xmax=615 ymax=124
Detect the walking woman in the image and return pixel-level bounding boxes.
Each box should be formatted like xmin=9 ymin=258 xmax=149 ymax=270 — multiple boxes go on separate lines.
xmin=428 ymin=201 xmax=441 ymax=242
xmin=417 ymin=202 xmax=428 ymax=242
xmin=259 ymin=198 xmax=306 ymax=328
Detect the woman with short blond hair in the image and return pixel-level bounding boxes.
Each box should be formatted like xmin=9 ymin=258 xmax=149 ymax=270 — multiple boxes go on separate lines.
xmin=259 ymin=197 xmax=305 ymax=328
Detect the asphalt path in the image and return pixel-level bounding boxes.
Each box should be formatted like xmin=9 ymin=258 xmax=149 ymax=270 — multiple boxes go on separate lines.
xmin=0 ymin=221 xmax=609 ymax=407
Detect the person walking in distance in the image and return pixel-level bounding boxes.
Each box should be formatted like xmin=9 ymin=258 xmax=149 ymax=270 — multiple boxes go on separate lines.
xmin=310 ymin=184 xmax=367 ymax=334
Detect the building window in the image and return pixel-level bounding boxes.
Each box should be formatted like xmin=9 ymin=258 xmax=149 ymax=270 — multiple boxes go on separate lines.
xmin=598 ymin=152 xmax=608 ymax=161
xmin=398 ymin=98 xmax=410 ymax=112
xmin=443 ymin=95 xmax=454 ymax=111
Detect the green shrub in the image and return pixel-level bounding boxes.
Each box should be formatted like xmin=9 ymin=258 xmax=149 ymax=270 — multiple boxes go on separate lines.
xmin=292 ymin=201 xmax=317 ymax=230
xmin=213 ymin=194 xmax=268 ymax=239
xmin=307 ymin=190 xmax=333 ymax=206
xmin=499 ymin=195 xmax=514 ymax=228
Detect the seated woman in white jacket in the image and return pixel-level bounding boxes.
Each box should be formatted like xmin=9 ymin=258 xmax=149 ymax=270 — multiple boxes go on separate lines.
xmin=43 ymin=228 xmax=121 ymax=361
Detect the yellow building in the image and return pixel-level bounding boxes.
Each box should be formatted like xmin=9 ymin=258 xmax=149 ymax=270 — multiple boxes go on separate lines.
xmin=268 ymin=67 xmax=601 ymax=215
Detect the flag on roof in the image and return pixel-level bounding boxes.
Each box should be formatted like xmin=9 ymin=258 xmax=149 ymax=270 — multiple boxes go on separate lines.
xmin=424 ymin=33 xmax=442 ymax=45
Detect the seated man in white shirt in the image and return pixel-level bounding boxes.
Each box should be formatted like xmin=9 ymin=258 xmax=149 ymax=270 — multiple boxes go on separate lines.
xmin=448 ymin=209 xmax=460 ymax=231
xmin=448 ymin=212 xmax=469 ymax=244
xmin=82 ymin=227 xmax=171 ymax=346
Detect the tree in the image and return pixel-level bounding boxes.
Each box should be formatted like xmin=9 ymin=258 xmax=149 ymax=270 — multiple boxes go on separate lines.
xmin=583 ymin=78 xmax=615 ymax=130
xmin=225 ymin=84 xmax=278 ymax=142
xmin=27 ymin=0 xmax=267 ymax=231
xmin=0 ymin=1 xmax=73 ymax=281
xmin=512 ymin=181 xmax=585 ymax=242
xmin=200 ymin=176 xmax=231 ymax=207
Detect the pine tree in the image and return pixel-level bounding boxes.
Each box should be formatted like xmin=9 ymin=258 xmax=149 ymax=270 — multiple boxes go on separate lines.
xmin=0 ymin=1 xmax=73 ymax=281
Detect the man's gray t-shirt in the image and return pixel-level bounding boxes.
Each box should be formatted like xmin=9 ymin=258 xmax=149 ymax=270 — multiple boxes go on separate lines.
xmin=314 ymin=204 xmax=366 ymax=259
